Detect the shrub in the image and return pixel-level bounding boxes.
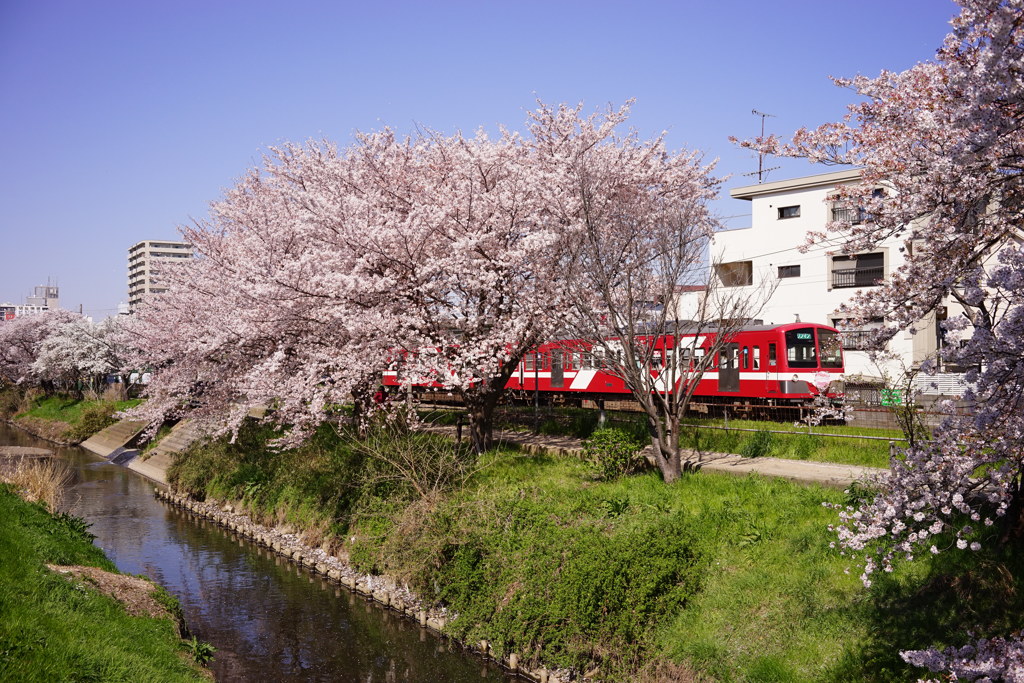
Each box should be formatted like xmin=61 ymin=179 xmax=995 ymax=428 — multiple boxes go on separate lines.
xmin=740 ymin=430 xmax=775 ymax=458
xmin=62 ymin=402 xmax=117 ymax=443
xmin=582 ymin=428 xmax=645 ymax=480
xmin=429 ymin=503 xmax=709 ymax=675
xmin=0 ymin=386 xmax=24 ymax=418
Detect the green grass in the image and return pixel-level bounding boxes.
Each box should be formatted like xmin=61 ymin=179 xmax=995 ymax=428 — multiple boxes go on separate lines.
xmin=485 ymin=406 xmax=898 ymax=468
xmin=16 ymin=394 xmax=143 ymax=442
xmin=677 ymin=417 xmax=899 ymax=468
xmin=0 ymin=486 xmax=207 ymax=682
xmin=168 ymin=419 xmax=1023 ymax=681
xmin=170 ymin=422 xmax=369 ymax=541
xmin=17 ymin=394 xmax=141 ymax=424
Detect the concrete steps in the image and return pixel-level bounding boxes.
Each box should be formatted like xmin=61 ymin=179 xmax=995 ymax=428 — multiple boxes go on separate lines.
xmin=80 ymin=419 xmax=148 ymax=458
xmin=127 ymin=420 xmax=205 ymax=485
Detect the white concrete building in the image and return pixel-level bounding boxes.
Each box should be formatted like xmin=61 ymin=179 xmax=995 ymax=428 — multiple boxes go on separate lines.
xmin=127 ymin=240 xmax=193 ymax=311
xmin=0 ymin=283 xmax=60 ymax=321
xmin=712 ymin=169 xmax=961 ymax=396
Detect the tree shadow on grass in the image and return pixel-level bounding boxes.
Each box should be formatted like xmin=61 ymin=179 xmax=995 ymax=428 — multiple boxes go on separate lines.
xmin=821 ymin=533 xmax=1024 ymax=682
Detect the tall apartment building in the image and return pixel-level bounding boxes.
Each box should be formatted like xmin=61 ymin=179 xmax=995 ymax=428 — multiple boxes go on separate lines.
xmin=127 ymin=240 xmax=193 ymax=311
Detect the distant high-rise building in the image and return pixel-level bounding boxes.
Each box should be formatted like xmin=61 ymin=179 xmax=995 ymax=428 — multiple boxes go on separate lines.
xmin=127 ymin=240 xmax=193 ymax=311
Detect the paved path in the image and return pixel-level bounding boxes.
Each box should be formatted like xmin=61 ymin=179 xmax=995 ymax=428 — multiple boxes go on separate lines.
xmin=437 ymin=426 xmax=888 ymax=489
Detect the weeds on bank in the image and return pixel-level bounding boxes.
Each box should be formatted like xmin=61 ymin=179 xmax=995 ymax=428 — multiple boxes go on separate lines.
xmin=182 ymin=636 xmax=216 ymax=666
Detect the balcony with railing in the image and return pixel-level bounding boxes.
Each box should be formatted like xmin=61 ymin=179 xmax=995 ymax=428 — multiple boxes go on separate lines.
xmin=838 ymin=330 xmax=878 ymax=350
xmin=830 ymin=206 xmax=870 ymax=224
xmin=831 ymin=265 xmax=884 ymax=288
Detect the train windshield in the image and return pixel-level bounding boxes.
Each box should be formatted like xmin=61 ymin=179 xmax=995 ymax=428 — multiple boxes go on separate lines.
xmin=818 ymin=329 xmax=843 ymax=368
xmin=785 ymin=328 xmax=818 ymax=368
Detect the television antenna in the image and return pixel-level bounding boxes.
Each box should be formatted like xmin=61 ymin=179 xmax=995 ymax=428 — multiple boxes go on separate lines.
xmin=742 ymin=109 xmax=781 ymax=183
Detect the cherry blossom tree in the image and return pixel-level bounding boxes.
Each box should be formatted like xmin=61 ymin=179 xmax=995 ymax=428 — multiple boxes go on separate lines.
xmin=127 ymin=122 xmax=571 ymax=451
xmin=130 ymin=102 xmax=733 ymax=459
xmin=124 ymin=166 xmax=395 ymax=445
xmin=32 ymin=315 xmax=126 ymax=397
xmin=531 ymin=101 xmax=766 ymax=483
xmin=737 ymin=0 xmax=1024 ymax=675
xmin=0 ymin=309 xmax=79 ymax=390
xmin=327 ymin=126 xmax=570 ymax=452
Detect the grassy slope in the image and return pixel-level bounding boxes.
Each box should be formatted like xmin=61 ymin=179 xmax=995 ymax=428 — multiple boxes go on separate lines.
xmin=14 ymin=395 xmax=142 ymax=443
xmin=169 ymin=423 xmax=1024 ymax=681
xmin=0 ymin=487 xmax=206 ymax=682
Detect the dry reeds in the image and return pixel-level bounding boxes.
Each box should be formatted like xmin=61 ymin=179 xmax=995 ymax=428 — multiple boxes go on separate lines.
xmin=1 ymin=457 xmax=73 ymax=511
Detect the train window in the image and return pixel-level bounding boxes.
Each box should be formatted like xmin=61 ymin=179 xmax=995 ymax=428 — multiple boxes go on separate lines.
xmin=652 ymin=349 xmax=664 ymax=367
xmin=523 ymin=353 xmax=535 ymax=372
xmin=785 ymin=328 xmax=818 ymax=368
xmin=753 ymin=347 xmax=761 ymax=370
xmin=768 ymin=343 xmax=777 ymax=365
xmin=742 ymin=346 xmax=749 ymax=370
xmin=818 ymin=329 xmax=843 ymax=368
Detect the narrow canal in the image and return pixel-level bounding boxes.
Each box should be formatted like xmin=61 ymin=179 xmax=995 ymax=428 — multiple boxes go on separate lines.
xmin=1 ymin=423 xmax=517 ymax=682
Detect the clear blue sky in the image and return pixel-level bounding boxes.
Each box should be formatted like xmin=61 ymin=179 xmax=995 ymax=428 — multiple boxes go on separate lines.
xmin=0 ymin=0 xmax=957 ymax=319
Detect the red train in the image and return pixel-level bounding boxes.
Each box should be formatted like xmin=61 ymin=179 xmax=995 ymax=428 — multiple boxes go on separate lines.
xmin=383 ymin=322 xmax=845 ymax=407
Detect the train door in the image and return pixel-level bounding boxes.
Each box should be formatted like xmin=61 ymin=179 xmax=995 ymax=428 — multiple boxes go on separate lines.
xmin=719 ymin=343 xmax=739 ymax=392
xmin=551 ymin=350 xmax=564 ymax=388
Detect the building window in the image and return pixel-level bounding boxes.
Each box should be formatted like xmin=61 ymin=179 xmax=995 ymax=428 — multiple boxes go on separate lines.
xmin=778 ymin=205 xmax=800 ymax=219
xmin=715 ymin=260 xmax=753 ymax=287
xmin=777 ymin=265 xmax=801 ymax=278
xmin=832 ymin=252 xmax=884 ymax=288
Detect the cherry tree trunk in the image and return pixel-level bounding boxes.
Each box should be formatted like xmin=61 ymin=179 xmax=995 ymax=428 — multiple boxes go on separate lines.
xmin=461 ymin=388 xmax=502 ymax=454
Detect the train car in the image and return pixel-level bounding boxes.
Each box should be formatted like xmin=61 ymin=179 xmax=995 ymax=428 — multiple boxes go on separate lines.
xmin=382 ymin=322 xmax=844 ymax=406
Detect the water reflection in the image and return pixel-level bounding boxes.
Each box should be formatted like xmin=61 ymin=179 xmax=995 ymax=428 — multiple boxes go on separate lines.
xmin=1 ymin=423 xmax=515 ymax=682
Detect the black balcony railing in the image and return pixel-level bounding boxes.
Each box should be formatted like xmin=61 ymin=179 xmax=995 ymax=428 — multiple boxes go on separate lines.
xmin=832 ymin=265 xmax=884 ymax=288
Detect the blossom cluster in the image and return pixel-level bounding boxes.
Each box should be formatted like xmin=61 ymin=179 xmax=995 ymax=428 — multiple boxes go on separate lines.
xmin=902 ymin=631 xmax=1024 ymax=682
